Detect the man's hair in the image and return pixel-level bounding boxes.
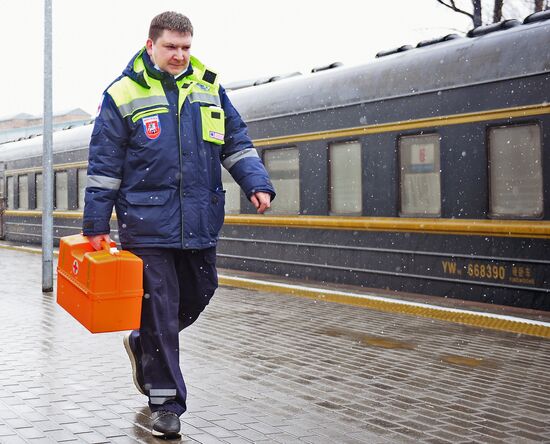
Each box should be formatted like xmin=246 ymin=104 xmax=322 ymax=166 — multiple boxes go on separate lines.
xmin=149 ymin=11 xmax=193 ymax=41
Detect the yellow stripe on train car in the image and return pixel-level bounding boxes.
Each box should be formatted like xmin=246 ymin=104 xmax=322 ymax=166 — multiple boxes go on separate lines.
xmin=3 ymin=210 xmax=550 ymax=238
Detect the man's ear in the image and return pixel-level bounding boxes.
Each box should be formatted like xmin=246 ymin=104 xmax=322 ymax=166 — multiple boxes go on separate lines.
xmin=145 ymin=38 xmax=154 ymax=56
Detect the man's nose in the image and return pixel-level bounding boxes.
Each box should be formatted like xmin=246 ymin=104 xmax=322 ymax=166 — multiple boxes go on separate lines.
xmin=174 ymin=48 xmax=184 ymax=60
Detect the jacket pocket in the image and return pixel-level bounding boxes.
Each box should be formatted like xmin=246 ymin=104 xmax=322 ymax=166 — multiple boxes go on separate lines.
xmin=208 ymin=190 xmax=225 ymax=236
xmin=200 ymin=106 xmax=225 ymax=145
xmin=123 ymin=190 xmax=172 ymax=237
xmin=126 ymin=190 xmax=170 ymax=206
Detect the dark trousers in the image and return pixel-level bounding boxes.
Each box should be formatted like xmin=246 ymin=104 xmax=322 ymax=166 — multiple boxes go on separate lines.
xmin=128 ymin=247 xmax=218 ymax=416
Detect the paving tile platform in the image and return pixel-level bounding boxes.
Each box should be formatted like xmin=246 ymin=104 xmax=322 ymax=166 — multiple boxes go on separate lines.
xmin=0 ymin=247 xmax=549 ymax=443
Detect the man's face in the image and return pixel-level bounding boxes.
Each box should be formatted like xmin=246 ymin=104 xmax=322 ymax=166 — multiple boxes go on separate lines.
xmin=146 ymin=30 xmax=193 ymax=75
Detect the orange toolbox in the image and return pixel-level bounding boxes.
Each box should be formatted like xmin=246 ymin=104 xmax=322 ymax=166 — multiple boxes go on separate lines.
xmin=57 ymin=234 xmax=143 ymax=333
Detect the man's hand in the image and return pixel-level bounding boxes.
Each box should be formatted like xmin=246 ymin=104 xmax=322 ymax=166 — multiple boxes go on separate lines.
xmin=86 ymin=234 xmax=112 ymax=251
xmin=250 ymin=192 xmax=271 ymax=214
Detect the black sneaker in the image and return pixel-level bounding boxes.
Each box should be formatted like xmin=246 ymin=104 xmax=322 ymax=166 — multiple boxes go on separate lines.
xmin=123 ymin=332 xmax=145 ymax=395
xmin=151 ymin=410 xmax=181 ymax=438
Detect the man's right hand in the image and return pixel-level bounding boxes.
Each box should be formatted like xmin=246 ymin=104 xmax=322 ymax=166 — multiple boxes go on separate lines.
xmin=86 ymin=234 xmax=112 ymax=251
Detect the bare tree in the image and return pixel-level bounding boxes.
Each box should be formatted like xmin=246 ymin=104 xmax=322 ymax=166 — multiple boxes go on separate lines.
xmin=503 ymin=0 xmax=547 ymax=20
xmin=535 ymin=0 xmax=547 ymax=11
xmin=437 ymin=0 xmax=547 ymax=27
xmin=436 ymin=0 xmax=483 ymax=26
xmin=493 ymin=0 xmax=504 ymax=21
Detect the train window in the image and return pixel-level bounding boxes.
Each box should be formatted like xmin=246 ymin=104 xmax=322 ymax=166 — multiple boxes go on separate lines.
xmin=489 ymin=124 xmax=542 ymax=218
xmin=222 ymin=168 xmax=240 ymax=214
xmin=18 ymin=175 xmax=29 ymax=210
xmin=7 ymin=176 xmax=14 ymax=209
xmin=78 ymin=168 xmax=87 ymax=209
xmin=264 ymin=148 xmax=300 ymax=214
xmin=36 ymin=173 xmax=43 ymax=210
xmin=55 ymin=171 xmax=69 ymax=210
xmin=399 ymin=134 xmax=441 ymax=216
xmin=329 ymin=141 xmax=362 ymax=215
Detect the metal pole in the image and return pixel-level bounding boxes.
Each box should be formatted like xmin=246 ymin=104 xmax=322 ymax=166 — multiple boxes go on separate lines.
xmin=42 ymin=0 xmax=53 ymax=292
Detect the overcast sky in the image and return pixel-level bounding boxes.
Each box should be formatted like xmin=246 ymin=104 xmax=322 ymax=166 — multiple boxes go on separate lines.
xmin=0 ymin=0 xmax=481 ymax=118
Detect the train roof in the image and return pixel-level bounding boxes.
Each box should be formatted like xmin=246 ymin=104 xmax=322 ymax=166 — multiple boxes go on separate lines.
xmin=228 ymin=15 xmax=550 ymax=122
xmin=0 ymin=124 xmax=92 ymax=163
xmin=1 ymin=12 xmax=549 ymax=164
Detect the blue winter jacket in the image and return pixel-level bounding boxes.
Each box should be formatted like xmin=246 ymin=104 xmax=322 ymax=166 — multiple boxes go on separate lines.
xmin=83 ymin=49 xmax=275 ymax=249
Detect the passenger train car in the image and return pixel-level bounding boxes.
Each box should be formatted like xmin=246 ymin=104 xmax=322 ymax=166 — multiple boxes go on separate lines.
xmin=1 ymin=11 xmax=549 ymax=310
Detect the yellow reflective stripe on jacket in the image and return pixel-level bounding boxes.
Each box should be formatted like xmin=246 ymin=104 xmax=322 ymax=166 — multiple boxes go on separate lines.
xmin=108 ymin=76 xmax=167 ymax=118
xmin=117 ymin=95 xmax=169 ymax=118
xmin=108 ymin=52 xmax=168 ymax=118
xmin=132 ymin=107 xmax=170 ymax=123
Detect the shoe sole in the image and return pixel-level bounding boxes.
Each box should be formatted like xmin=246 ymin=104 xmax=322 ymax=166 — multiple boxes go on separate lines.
xmin=123 ymin=333 xmax=145 ymax=395
xmin=151 ymin=429 xmax=181 ymax=439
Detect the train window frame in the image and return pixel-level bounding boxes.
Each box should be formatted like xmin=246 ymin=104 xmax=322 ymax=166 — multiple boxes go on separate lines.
xmin=398 ymin=133 xmax=441 ymax=217
xmin=54 ymin=170 xmax=69 ymax=211
xmin=221 ymin=167 xmax=241 ymax=214
xmin=18 ymin=174 xmax=29 ymax=210
xmin=263 ymin=146 xmax=300 ymax=215
xmin=0 ymin=173 xmax=4 ymax=204
xmin=487 ymin=122 xmax=543 ymax=219
xmin=328 ymin=140 xmax=363 ymax=216
xmin=0 ymin=172 xmax=6 ymax=205
xmin=6 ymin=176 xmax=14 ymax=209
xmin=35 ymin=173 xmax=43 ymax=210
xmin=77 ymin=168 xmax=87 ymax=210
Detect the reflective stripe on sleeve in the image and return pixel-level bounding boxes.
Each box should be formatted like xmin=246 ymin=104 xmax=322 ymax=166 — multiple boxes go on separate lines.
xmin=222 ymin=148 xmax=259 ymax=170
xmin=87 ymin=175 xmax=121 ymax=190
xmin=189 ymin=92 xmax=221 ymax=106
xmin=117 ymin=96 xmax=169 ymax=117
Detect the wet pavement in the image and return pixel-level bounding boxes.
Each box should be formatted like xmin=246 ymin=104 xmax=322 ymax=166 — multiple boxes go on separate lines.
xmin=0 ymin=246 xmax=549 ymax=443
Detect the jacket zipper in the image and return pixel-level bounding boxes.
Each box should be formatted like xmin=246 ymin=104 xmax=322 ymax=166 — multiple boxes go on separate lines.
xmin=177 ymin=87 xmax=185 ymax=248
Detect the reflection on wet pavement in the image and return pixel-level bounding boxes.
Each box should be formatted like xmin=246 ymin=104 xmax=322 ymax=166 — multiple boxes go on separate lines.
xmin=0 ymin=247 xmax=549 ymax=443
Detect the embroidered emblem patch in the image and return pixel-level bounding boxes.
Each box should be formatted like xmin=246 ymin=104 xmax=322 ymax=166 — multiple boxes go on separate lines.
xmin=209 ymin=131 xmax=224 ymax=141
xmin=142 ymin=115 xmax=161 ymax=139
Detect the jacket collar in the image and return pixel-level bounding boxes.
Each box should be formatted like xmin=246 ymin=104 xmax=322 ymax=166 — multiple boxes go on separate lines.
xmin=123 ymin=48 xmax=194 ymax=89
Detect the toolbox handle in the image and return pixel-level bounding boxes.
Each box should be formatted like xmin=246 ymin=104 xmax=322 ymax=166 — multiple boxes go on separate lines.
xmin=100 ymin=240 xmax=120 ymax=255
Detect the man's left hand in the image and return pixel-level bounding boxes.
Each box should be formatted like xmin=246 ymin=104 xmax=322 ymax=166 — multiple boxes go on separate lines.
xmin=251 ymin=192 xmax=271 ymax=214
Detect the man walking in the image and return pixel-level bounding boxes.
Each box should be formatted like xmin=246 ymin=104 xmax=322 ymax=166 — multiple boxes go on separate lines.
xmin=83 ymin=11 xmax=275 ymax=438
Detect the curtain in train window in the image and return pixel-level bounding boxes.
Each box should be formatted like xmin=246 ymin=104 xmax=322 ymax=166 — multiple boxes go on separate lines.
xmin=35 ymin=173 xmax=43 ymax=210
xmin=329 ymin=141 xmax=362 ymax=215
xmin=221 ymin=168 xmax=241 ymax=214
xmin=55 ymin=171 xmax=68 ymax=210
xmin=489 ymin=124 xmax=542 ymax=218
xmin=264 ymin=147 xmax=300 ymax=214
xmin=7 ymin=176 xmax=14 ymax=209
xmin=18 ymin=175 xmax=29 ymax=210
xmin=399 ymin=134 xmax=441 ymax=216
xmin=78 ymin=168 xmax=87 ymax=209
